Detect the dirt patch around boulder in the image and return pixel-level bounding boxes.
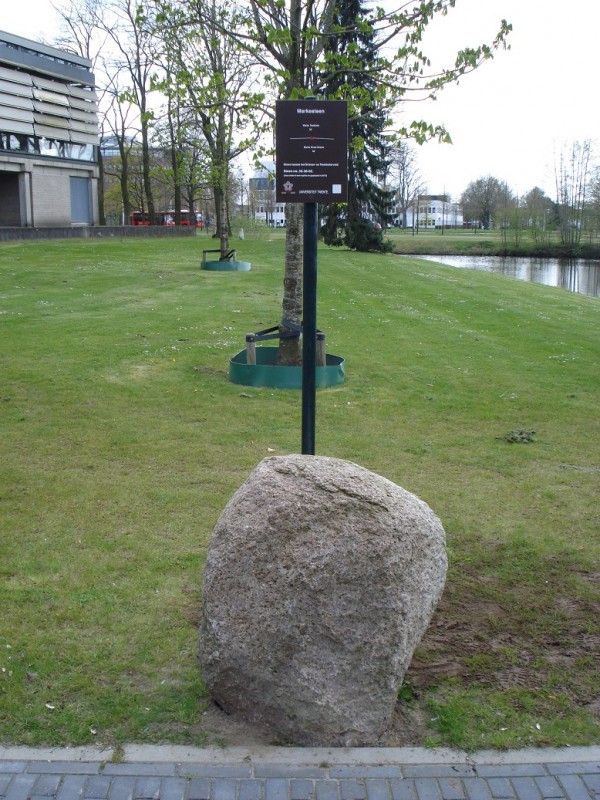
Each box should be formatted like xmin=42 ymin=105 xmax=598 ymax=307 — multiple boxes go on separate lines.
xmin=199 ymin=563 xmax=600 ymax=748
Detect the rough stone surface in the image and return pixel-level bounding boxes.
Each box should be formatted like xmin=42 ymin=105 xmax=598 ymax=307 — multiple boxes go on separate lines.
xmin=198 ymin=455 xmax=447 ymax=746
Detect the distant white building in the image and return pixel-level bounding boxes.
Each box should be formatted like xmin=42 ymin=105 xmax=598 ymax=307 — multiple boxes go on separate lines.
xmin=393 ymin=195 xmax=463 ymax=229
xmin=247 ymin=167 xmax=463 ymax=231
xmin=248 ymin=162 xmax=286 ymax=227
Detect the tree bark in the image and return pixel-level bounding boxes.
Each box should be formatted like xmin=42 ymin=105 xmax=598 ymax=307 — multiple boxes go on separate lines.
xmin=141 ymin=120 xmax=155 ymax=224
xmin=170 ymin=142 xmax=182 ymax=225
xmin=118 ymin=138 xmax=131 ymax=224
xmin=213 ymin=185 xmax=229 ymax=258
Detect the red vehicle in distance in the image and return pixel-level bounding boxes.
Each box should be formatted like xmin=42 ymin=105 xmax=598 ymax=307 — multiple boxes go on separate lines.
xmin=130 ymin=211 xmax=150 ymax=225
xmin=130 ymin=210 xmax=204 ymax=227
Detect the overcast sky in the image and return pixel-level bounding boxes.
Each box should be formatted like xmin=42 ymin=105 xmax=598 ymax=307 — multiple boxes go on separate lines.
xmin=415 ymin=0 xmax=599 ymax=199
xmin=2 ymin=0 xmax=598 ymax=201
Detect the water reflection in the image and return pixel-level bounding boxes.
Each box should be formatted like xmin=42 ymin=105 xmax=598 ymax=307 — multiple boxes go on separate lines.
xmin=416 ymin=256 xmax=600 ymax=297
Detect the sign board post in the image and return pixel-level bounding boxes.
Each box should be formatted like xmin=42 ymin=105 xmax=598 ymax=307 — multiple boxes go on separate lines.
xmin=301 ymin=201 xmax=318 ymax=454
xmin=276 ymin=99 xmax=348 ymax=455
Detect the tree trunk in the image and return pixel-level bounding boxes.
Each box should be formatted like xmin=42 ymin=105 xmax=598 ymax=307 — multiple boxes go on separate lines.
xmin=171 ymin=143 xmax=182 ymax=225
xmin=118 ymin=142 xmax=131 ymax=224
xmin=277 ymin=0 xmax=305 ymax=366
xmin=174 ymin=182 xmax=182 ymax=225
xmin=278 ymin=203 xmax=303 ymax=365
xmin=220 ymin=192 xmax=229 ymax=258
xmin=213 ymin=186 xmax=222 ymax=239
xmin=141 ymin=119 xmax=155 ymax=224
xmin=213 ymin=185 xmax=229 ymax=258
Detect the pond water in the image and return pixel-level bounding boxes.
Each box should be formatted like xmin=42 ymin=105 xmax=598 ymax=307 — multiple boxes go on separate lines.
xmin=416 ymin=255 xmax=600 ymax=298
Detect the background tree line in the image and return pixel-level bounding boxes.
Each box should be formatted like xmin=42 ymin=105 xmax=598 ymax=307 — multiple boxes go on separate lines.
xmin=52 ymin=0 xmax=509 ymax=232
xmin=51 ymin=1 xmax=598 ymax=254
xmin=51 ymin=0 xmax=513 ymax=365
xmin=460 ymin=141 xmax=600 ymax=247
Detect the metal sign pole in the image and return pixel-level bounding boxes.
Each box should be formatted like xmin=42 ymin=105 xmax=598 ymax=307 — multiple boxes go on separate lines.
xmin=274 ymin=98 xmax=347 ymax=456
xmin=301 ymin=202 xmax=318 ymax=455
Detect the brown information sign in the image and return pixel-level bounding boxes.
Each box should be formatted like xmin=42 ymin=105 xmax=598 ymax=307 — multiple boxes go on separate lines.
xmin=276 ymin=99 xmax=348 ymax=203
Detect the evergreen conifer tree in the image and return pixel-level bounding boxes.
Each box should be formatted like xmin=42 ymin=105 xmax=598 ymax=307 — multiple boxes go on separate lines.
xmin=320 ymin=0 xmax=395 ymax=252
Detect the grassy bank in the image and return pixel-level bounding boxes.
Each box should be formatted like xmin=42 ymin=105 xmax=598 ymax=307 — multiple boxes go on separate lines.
xmin=1 ymin=236 xmax=598 ymax=750
xmin=388 ymin=228 xmax=600 ymax=258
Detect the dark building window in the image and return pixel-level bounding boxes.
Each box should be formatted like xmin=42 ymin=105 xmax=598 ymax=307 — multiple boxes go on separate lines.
xmin=0 ymin=131 xmax=96 ymax=161
xmin=70 ymin=176 xmax=91 ymax=223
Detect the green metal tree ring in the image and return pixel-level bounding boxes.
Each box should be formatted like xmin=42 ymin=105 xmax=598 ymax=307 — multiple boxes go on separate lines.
xmin=201 ymin=261 xmax=252 ymax=271
xmin=229 ymin=347 xmax=345 ymax=389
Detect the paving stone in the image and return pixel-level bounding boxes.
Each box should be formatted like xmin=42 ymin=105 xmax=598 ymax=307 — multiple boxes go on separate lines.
xmin=28 ymin=764 xmax=100 ymax=776
xmin=439 ymin=778 xmax=465 ymax=800
xmin=108 ymin=776 xmax=136 ymax=800
xmin=291 ymin=779 xmax=315 ymax=800
xmin=581 ymin=776 xmax=600 ymax=795
xmin=180 ymin=767 xmax=252 ymax=780
xmin=364 ymin=779 xmax=391 ymax=800
xmin=510 ymin=777 xmax=542 ymax=800
xmin=555 ymin=775 xmax=594 ymax=800
xmin=239 ymin=779 xmax=264 ymax=800
xmin=0 ymin=749 xmax=599 ymax=800
xmin=533 ymin=777 xmax=564 ymax=799
xmin=265 ymin=779 xmax=289 ymax=800
xmin=488 ymin=778 xmax=515 ymax=798
xmin=256 ymin=767 xmax=324 ymax=780
xmin=158 ymin=777 xmax=186 ymax=800
xmin=476 ymin=770 xmax=546 ymax=780
xmin=316 ymin=781 xmax=341 ymax=800
xmin=331 ymin=769 xmax=401 ymax=781
xmin=5 ymin=774 xmax=40 ymax=800
xmin=339 ymin=779 xmax=366 ymax=800
xmin=548 ymin=768 xmax=600 ymax=778
xmin=389 ymin=779 xmax=416 ymax=800
xmin=463 ymin=778 xmax=492 ymax=800
xmin=56 ymin=774 xmax=88 ymax=800
xmin=133 ymin=777 xmax=161 ymax=799
xmin=103 ymin=765 xmax=175 ymax=778
xmin=32 ymin=774 xmax=62 ymax=796
xmin=404 ymin=769 xmax=473 ymax=780
xmin=414 ymin=778 xmax=442 ymax=800
xmin=83 ymin=775 xmax=112 ymax=799
xmin=31 ymin=795 xmax=63 ymax=800
xmin=212 ymin=779 xmax=240 ymax=800
xmin=187 ymin=778 xmax=211 ymax=800
xmin=0 ymin=763 xmax=26 ymax=775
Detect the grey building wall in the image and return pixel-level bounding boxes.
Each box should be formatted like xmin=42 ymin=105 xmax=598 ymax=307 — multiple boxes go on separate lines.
xmin=0 ymin=30 xmax=99 ymax=227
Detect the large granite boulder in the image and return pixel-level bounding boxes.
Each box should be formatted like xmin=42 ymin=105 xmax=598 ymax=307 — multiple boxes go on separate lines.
xmin=198 ymin=454 xmax=447 ymax=745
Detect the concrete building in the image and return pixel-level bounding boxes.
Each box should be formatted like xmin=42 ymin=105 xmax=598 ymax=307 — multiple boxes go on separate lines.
xmin=393 ymin=195 xmax=463 ymax=229
xmin=0 ymin=30 xmax=99 ymax=227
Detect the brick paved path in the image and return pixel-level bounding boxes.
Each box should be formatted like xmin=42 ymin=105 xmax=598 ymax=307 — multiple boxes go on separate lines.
xmin=0 ymin=748 xmax=598 ymax=800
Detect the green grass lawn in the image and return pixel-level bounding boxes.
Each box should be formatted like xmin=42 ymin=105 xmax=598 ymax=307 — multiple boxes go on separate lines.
xmin=388 ymin=226 xmax=504 ymax=255
xmin=1 ymin=234 xmax=598 ymax=750
xmin=386 ymin=227 xmax=600 ymax=258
